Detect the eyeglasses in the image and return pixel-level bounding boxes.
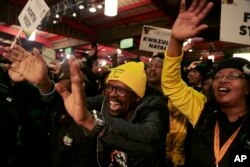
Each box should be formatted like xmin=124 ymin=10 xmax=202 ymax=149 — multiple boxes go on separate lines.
xmin=213 ymin=73 xmax=246 ymax=82
xmin=105 ymin=84 xmax=134 ymax=96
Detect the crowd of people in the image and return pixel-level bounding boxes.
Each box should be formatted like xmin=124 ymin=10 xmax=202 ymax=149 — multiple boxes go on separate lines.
xmin=0 ymin=0 xmax=249 ymax=167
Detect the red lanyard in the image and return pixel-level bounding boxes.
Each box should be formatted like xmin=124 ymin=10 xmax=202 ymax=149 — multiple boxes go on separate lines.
xmin=214 ymin=120 xmax=242 ymax=167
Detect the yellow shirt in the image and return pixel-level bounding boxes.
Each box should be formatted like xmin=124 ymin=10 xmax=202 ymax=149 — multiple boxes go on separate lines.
xmin=166 ymin=102 xmax=188 ymax=166
xmin=162 ymin=51 xmax=206 ymax=127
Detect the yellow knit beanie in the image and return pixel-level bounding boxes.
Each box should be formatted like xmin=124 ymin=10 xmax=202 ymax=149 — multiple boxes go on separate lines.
xmin=106 ymin=62 xmax=146 ymax=98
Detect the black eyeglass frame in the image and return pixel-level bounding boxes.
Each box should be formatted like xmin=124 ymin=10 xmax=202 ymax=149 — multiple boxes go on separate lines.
xmin=105 ymin=83 xmax=134 ymax=97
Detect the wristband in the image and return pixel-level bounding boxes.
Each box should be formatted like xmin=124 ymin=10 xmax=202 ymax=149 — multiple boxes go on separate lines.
xmin=39 ymin=80 xmax=56 ymax=96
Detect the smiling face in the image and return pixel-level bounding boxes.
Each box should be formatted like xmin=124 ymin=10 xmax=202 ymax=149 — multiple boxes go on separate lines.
xmin=105 ymin=80 xmax=139 ymax=119
xmin=212 ymin=68 xmax=249 ymax=107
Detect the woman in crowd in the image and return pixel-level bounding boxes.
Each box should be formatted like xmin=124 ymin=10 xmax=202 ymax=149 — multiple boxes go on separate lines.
xmin=161 ymin=0 xmax=250 ymax=167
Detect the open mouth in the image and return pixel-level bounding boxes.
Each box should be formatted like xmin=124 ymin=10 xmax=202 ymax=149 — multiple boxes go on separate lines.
xmin=109 ymin=100 xmax=121 ymax=111
xmin=217 ymin=87 xmax=230 ymax=95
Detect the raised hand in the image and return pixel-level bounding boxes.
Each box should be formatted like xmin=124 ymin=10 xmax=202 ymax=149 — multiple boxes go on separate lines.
xmin=171 ymin=0 xmax=214 ymax=41
xmin=1 ymin=44 xmax=48 ymax=85
xmin=55 ymin=57 xmax=94 ymax=129
xmin=167 ymin=0 xmax=213 ymax=57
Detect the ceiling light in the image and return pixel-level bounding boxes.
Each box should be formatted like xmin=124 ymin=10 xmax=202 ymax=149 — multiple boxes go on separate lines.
xmin=53 ymin=20 xmax=57 ymax=24
xmin=79 ymin=5 xmax=84 ymax=9
xmin=72 ymin=12 xmax=77 ymax=17
xmin=104 ymin=0 xmax=118 ymax=17
xmin=89 ymin=4 xmax=97 ymax=13
xmin=97 ymin=4 xmax=103 ymax=9
xmin=55 ymin=14 xmax=60 ymax=18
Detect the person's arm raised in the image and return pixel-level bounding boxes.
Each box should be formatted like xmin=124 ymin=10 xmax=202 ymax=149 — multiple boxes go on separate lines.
xmin=168 ymin=0 xmax=214 ymax=57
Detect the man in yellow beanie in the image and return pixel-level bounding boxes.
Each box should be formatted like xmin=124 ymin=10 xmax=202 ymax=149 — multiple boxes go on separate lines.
xmin=87 ymin=61 xmax=168 ymax=167
xmin=2 ymin=44 xmax=169 ymax=167
xmin=106 ymin=62 xmax=146 ymax=98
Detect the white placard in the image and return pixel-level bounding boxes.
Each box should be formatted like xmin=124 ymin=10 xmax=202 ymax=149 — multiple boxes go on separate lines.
xmin=18 ymin=0 xmax=49 ymax=36
xmin=42 ymin=47 xmax=56 ymax=65
xmin=220 ymin=0 xmax=250 ymax=45
xmin=139 ymin=25 xmax=171 ymax=53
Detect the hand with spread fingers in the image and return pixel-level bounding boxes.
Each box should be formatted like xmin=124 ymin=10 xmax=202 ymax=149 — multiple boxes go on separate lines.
xmin=168 ymin=0 xmax=214 ymax=58
xmin=55 ymin=57 xmax=94 ymax=129
xmin=171 ymin=0 xmax=214 ymax=42
xmin=1 ymin=44 xmax=48 ymax=85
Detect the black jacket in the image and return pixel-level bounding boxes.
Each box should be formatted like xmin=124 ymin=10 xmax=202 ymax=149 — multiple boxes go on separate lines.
xmin=0 ymin=71 xmax=98 ymax=167
xmin=0 ymin=72 xmax=48 ymax=167
xmin=44 ymin=92 xmax=99 ymax=167
xmin=87 ymin=86 xmax=169 ymax=167
xmin=187 ymin=99 xmax=250 ymax=167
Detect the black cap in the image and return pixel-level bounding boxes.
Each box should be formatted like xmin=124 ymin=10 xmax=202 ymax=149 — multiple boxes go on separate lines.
xmin=215 ymin=57 xmax=250 ymax=79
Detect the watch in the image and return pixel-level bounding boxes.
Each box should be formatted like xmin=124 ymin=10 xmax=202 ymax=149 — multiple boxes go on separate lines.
xmin=88 ymin=110 xmax=106 ymax=138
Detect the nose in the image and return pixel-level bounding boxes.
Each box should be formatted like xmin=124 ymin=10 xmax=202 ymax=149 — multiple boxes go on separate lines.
xmin=219 ymin=75 xmax=229 ymax=82
xmin=108 ymin=87 xmax=118 ymax=96
xmin=148 ymin=66 xmax=155 ymax=71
